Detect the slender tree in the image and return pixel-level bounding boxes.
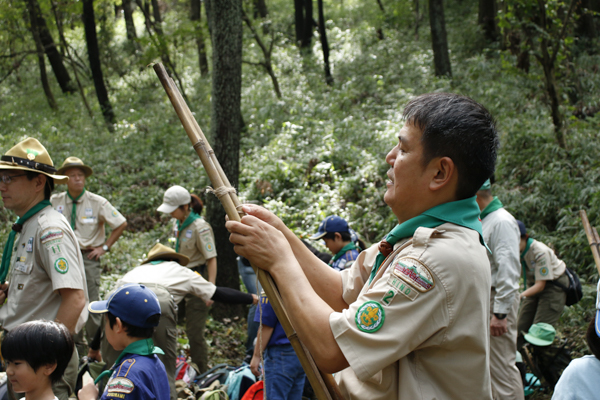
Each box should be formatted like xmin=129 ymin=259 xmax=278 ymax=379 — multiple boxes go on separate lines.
xmin=317 ymin=0 xmax=333 ymax=84
xmin=295 ymin=0 xmax=314 ymax=48
xmin=428 ymin=0 xmax=452 ymax=77
xmin=191 ymin=0 xmax=209 ymax=77
xmin=253 ymin=0 xmax=268 ymax=18
xmin=122 ymin=0 xmax=138 ymax=41
xmin=204 ymin=0 xmax=244 ymax=319
xmin=478 ymin=0 xmax=499 ymax=41
xmin=82 ymin=0 xmax=116 ymax=130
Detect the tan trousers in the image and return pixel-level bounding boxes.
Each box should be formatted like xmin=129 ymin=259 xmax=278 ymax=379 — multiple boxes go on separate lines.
xmin=490 ymin=290 xmax=524 ymax=400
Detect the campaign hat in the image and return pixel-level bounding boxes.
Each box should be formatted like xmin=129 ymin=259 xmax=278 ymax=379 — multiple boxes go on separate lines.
xmin=57 ymin=156 xmax=93 ymax=178
xmin=142 ymin=243 xmax=189 ymax=266
xmin=0 ymin=138 xmax=68 ymax=184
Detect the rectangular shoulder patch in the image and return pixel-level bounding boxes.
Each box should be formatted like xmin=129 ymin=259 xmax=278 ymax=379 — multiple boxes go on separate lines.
xmin=392 ymin=256 xmax=435 ymax=292
xmin=41 ymin=229 xmax=63 ymax=245
xmin=387 ymin=275 xmax=419 ymax=301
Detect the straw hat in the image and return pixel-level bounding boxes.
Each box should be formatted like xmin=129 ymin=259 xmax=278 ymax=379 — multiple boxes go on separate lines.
xmin=142 ymin=243 xmax=189 ymax=266
xmin=523 ymin=323 xmax=556 ymax=346
xmin=57 ymin=156 xmax=93 ymax=177
xmin=0 ymin=138 xmax=68 ymax=184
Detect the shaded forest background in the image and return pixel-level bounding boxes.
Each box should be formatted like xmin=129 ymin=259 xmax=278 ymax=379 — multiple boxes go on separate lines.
xmin=1 ymin=0 xmax=600 ymax=357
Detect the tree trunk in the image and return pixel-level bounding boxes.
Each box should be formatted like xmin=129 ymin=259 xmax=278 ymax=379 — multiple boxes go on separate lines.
xmin=191 ymin=0 xmax=209 ymax=77
xmin=478 ymin=0 xmax=498 ymax=42
xmin=302 ymin=0 xmax=314 ymax=48
xmin=24 ymin=0 xmax=75 ymax=94
xmin=253 ymin=0 xmax=268 ymax=18
xmin=122 ymin=0 xmax=138 ymax=40
xmin=428 ymin=0 xmax=452 ymax=77
xmin=204 ymin=0 xmax=244 ymax=319
xmin=82 ymin=0 xmax=116 ymax=130
xmin=150 ymin=0 xmax=164 ymax=35
xmin=576 ymin=0 xmax=597 ymax=39
xmin=27 ymin=0 xmax=57 ymax=110
xmin=317 ymin=0 xmax=333 ymax=85
xmin=294 ymin=0 xmax=304 ymax=46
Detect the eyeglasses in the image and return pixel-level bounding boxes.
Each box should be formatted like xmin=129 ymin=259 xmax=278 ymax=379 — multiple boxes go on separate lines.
xmin=0 ymin=173 xmax=28 ymax=184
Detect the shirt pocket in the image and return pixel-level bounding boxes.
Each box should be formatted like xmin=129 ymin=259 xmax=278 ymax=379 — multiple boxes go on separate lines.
xmin=13 ymin=256 xmax=34 ymax=275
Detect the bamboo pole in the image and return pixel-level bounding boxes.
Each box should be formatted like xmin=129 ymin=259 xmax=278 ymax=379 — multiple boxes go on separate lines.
xmin=579 ymin=210 xmax=600 ymax=275
xmin=153 ymin=63 xmax=343 ymax=400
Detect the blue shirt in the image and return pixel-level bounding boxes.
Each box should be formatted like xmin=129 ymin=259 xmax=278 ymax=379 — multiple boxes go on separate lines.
xmin=101 ymin=354 xmax=170 ymax=400
xmin=254 ymin=295 xmax=289 ymax=347
xmin=330 ymin=248 xmax=359 ymax=271
xmin=553 ymin=355 xmax=600 ymax=400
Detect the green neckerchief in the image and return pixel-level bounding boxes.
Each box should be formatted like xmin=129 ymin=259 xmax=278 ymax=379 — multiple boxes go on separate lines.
xmin=94 ymin=338 xmax=164 ymax=385
xmin=331 ymin=242 xmax=358 ymax=263
xmin=480 ymin=196 xmax=504 ymax=220
xmin=67 ymin=188 xmax=86 ymax=231
xmin=175 ymin=211 xmax=201 ymax=252
xmin=0 ymin=200 xmax=51 ymax=284
xmin=368 ymin=196 xmax=486 ymax=283
xmin=150 ymin=260 xmax=164 ymax=265
xmin=520 ymin=237 xmax=533 ymax=288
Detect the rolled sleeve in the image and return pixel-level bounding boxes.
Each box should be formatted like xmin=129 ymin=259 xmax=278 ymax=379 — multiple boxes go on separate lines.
xmin=489 ymin=219 xmax=520 ymax=313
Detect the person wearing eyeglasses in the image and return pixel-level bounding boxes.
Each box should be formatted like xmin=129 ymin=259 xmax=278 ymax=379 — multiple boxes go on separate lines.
xmin=0 ymin=138 xmax=88 ymax=400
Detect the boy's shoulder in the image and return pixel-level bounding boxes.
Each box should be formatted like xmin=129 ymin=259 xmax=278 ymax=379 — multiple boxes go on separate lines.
xmin=103 ymin=354 xmax=169 ymax=400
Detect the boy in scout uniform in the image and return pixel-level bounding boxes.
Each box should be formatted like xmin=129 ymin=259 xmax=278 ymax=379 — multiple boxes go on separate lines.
xmin=227 ymin=93 xmax=498 ymax=399
xmin=0 ymin=138 xmax=88 ymax=400
xmin=516 ymin=220 xmax=568 ymax=350
xmin=477 ymin=180 xmax=525 ymax=400
xmin=50 ymin=157 xmax=127 ymax=347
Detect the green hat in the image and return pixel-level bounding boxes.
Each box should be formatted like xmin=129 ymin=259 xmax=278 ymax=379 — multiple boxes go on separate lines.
xmin=479 ymin=179 xmax=491 ymax=191
xmin=524 ymin=323 xmax=556 ymax=346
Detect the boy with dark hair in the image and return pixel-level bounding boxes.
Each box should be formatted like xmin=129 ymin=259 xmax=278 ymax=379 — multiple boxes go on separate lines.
xmin=78 ymin=283 xmax=169 ymax=400
xmin=310 ymin=216 xmax=359 ymax=271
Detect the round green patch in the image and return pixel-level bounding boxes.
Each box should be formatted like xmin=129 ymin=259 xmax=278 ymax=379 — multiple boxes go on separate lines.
xmin=539 ymin=267 xmax=549 ymax=277
xmin=54 ymin=258 xmax=69 ymax=274
xmin=355 ymin=301 xmax=385 ymax=333
xmin=205 ymin=243 xmax=214 ymax=252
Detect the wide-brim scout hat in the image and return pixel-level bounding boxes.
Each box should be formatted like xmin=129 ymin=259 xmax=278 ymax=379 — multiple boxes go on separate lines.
xmin=157 ymin=185 xmax=191 ymax=214
xmin=0 ymin=138 xmax=68 ymax=184
xmin=142 ymin=243 xmax=189 ymax=266
xmin=89 ymin=283 xmax=161 ymax=328
xmin=57 ymin=156 xmax=93 ymax=178
xmin=524 ymin=323 xmax=556 ymax=346
xmin=310 ymin=215 xmax=350 ymax=240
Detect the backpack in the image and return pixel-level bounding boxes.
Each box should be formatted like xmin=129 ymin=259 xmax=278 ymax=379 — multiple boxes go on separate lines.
xmin=223 ymin=365 xmax=256 ymax=400
xmin=198 ymin=388 xmax=229 ymax=400
xmin=195 ymin=364 xmax=236 ymax=389
xmin=548 ymin=267 xmax=583 ymax=306
xmin=240 ymin=381 xmax=263 ymax=400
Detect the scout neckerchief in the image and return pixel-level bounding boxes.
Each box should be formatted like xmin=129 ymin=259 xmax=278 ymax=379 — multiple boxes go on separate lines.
xmin=368 ymin=196 xmax=486 ymax=283
xmin=175 ymin=211 xmax=201 ymax=252
xmin=479 ymin=196 xmax=503 ymax=221
xmin=520 ymin=237 xmax=534 ymax=288
xmin=94 ymin=338 xmax=164 ymax=384
xmin=0 ymin=200 xmax=51 ymax=284
xmin=330 ymin=242 xmax=358 ymax=264
xmin=67 ymin=188 xmax=86 ymax=231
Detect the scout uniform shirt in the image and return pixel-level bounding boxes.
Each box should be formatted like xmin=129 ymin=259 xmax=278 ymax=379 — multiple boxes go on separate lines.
xmin=101 ymin=354 xmax=170 ymax=400
xmin=329 ymin=223 xmax=492 ymax=400
xmin=522 ymin=239 xmax=566 ymax=286
xmin=173 ymin=218 xmax=217 ymax=269
xmin=50 ymin=191 xmax=126 ymax=249
xmin=0 ymin=206 xmax=88 ymax=332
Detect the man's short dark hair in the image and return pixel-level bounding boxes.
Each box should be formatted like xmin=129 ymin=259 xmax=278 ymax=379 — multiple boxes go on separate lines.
xmin=403 ymin=93 xmax=499 ymax=199
xmin=586 ymin=314 xmax=600 ymax=360
xmin=322 ymin=231 xmax=351 ymax=241
xmin=1 ymin=320 xmax=74 ymax=384
xmin=107 ymin=311 xmax=159 ymax=339
xmin=25 ymin=171 xmax=54 ymax=200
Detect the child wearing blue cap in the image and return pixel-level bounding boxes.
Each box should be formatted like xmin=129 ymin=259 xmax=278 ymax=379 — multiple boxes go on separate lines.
xmin=309 ymin=216 xmax=362 ymax=271
xmin=78 ymin=283 xmax=170 ymax=400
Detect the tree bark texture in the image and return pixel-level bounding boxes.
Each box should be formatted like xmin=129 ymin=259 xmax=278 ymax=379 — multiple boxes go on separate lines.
xmin=317 ymin=0 xmax=333 ymax=85
xmin=253 ymin=0 xmax=268 ymax=18
xmin=191 ymin=0 xmax=209 ymax=77
xmin=24 ymin=0 xmax=75 ymax=94
xmin=576 ymin=0 xmax=597 ymax=39
xmin=428 ymin=0 xmax=452 ymax=77
xmin=294 ymin=0 xmax=314 ymax=48
xmin=122 ymin=0 xmax=138 ymax=40
xmin=478 ymin=0 xmax=499 ymax=41
xmin=82 ymin=0 xmax=116 ymax=129
xmin=204 ymin=0 xmax=244 ymax=319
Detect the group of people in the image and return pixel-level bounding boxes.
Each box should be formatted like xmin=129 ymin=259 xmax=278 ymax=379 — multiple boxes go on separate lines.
xmin=0 ymin=92 xmax=595 ymax=400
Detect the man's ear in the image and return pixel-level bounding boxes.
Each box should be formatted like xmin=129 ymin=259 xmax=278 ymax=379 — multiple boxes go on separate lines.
xmin=34 ymin=174 xmax=47 ymax=194
xmin=42 ymin=362 xmax=57 ymax=377
xmin=115 ymin=317 xmax=125 ymax=334
xmin=334 ymin=232 xmax=343 ymax=242
xmin=429 ymin=156 xmax=456 ymax=192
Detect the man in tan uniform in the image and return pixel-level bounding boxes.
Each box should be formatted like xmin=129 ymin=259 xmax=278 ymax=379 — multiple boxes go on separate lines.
xmin=50 ymin=157 xmax=127 ymax=346
xmin=0 ymin=138 xmax=88 ymax=400
xmin=227 ymin=93 xmax=498 ymax=399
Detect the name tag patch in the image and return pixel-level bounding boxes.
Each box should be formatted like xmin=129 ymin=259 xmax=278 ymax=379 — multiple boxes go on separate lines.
xmin=81 ymin=216 xmax=97 ymax=224
xmin=56 ymin=205 xmax=64 ymax=214
xmin=26 ymin=237 xmax=33 ymax=253
xmin=387 ymin=275 xmax=419 ymax=301
xmin=355 ymin=301 xmax=385 ymax=333
xmin=15 ymin=261 xmax=32 ymax=274
xmin=85 ymin=208 xmax=93 ymax=217
xmin=392 ymin=256 xmax=435 ymax=293
xmin=186 ymin=229 xmax=193 ymax=239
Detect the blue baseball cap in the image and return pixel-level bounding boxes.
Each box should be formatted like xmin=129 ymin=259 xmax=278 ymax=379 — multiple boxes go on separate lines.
xmin=89 ymin=283 xmax=161 ymax=328
xmin=517 ymin=220 xmax=527 ymax=237
xmin=310 ymin=216 xmax=350 ymax=240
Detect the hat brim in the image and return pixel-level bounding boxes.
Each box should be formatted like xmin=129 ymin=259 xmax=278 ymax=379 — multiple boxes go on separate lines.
xmin=309 ymin=232 xmax=326 ymax=240
xmin=523 ymin=333 xmax=553 ymax=347
xmin=57 ymin=164 xmax=93 ymax=178
xmin=88 ymin=300 xmax=110 ymax=314
xmin=143 ymin=252 xmax=190 ymax=266
xmin=157 ymin=203 xmax=178 ymax=214
xmin=0 ymin=164 xmax=68 ymax=184
xmin=596 ymin=310 xmax=600 ymax=338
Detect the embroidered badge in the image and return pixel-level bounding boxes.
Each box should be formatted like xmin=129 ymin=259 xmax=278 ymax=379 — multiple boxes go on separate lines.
xmin=50 ymin=245 xmax=62 ymax=255
xmin=392 ymin=257 xmax=435 ymax=292
xmin=381 ymin=289 xmax=397 ymax=306
xmin=198 ymin=228 xmax=210 ymax=235
xmin=107 ymin=377 xmax=135 ymax=394
xmin=112 ymin=208 xmax=118 ymax=217
xmin=26 ymin=149 xmax=39 ymax=160
xmin=387 ymin=275 xmax=419 ymax=301
xmin=85 ymin=208 xmax=93 ymax=217
xmin=539 ymin=266 xmax=549 ymax=277
xmin=205 ymin=243 xmax=214 ymax=252
xmin=15 ymin=262 xmax=31 ymax=274
xmin=56 ymin=205 xmax=64 ymax=214
xmin=26 ymin=237 xmax=33 ymax=253
xmin=54 ymin=258 xmax=69 ymax=274
xmin=186 ymin=229 xmax=193 ymax=239
xmin=41 ymin=230 xmax=63 ymax=245
xmin=355 ymin=301 xmax=385 ymax=333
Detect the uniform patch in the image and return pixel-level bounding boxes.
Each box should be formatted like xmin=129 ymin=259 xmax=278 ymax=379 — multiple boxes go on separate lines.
xmin=381 ymin=289 xmax=397 ymax=306
xmin=81 ymin=216 xmax=97 ymax=224
xmin=26 ymin=237 xmax=33 ymax=253
xmin=355 ymin=301 xmax=385 ymax=333
xmin=107 ymin=377 xmax=135 ymax=394
xmin=205 ymin=243 xmax=214 ymax=252
xmin=392 ymin=257 xmax=435 ymax=292
xmin=15 ymin=262 xmax=31 ymax=274
xmin=112 ymin=208 xmax=118 ymax=217
xmin=387 ymin=275 xmax=419 ymax=301
xmin=41 ymin=230 xmax=63 ymax=244
xmin=56 ymin=205 xmax=64 ymax=214
xmin=17 ymin=284 xmax=24 ymax=290
xmin=85 ymin=208 xmax=93 ymax=217
xmin=198 ymin=228 xmax=210 ymax=235
xmin=50 ymin=245 xmax=62 ymax=254
xmin=44 ymin=239 xmax=62 ymax=249
xmin=539 ymin=266 xmax=549 ymax=277
xmin=186 ymin=229 xmax=193 ymax=239
xmin=54 ymin=258 xmax=69 ymax=274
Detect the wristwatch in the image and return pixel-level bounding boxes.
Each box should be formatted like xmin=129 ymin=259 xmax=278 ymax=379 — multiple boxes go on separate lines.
xmin=493 ymin=313 xmax=507 ymax=320
xmin=102 ymin=244 xmax=109 ymax=252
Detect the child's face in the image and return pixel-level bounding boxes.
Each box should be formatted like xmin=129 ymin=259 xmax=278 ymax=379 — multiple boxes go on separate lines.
xmin=323 ymin=233 xmax=344 ymax=255
xmin=6 ymin=360 xmax=51 ymax=394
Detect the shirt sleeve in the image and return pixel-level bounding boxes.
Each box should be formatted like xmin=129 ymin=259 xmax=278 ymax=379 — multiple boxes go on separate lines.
xmin=489 ymin=218 xmax=521 ymax=313
xmin=195 ymin=223 xmax=217 ymax=260
xmin=188 ymin=269 xmax=217 ymax=301
xmin=98 ymin=199 xmax=127 ymax=230
xmin=37 ymin=225 xmax=85 ymax=291
xmin=532 ymin=246 xmax=556 ymax=281
xmin=254 ymin=295 xmax=277 ymax=328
